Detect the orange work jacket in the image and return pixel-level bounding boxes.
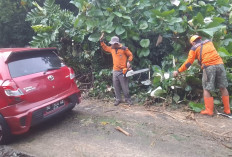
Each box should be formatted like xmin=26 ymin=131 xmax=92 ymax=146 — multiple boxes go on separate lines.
xmin=178 ymin=40 xmax=223 ymax=73
xmin=100 ymin=41 xmax=133 ymax=71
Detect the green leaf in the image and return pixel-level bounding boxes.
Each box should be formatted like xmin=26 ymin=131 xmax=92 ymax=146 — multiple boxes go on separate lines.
xmin=140 ymin=39 xmax=150 ymax=48
xmin=87 ymin=9 xmax=103 ymax=16
xmin=161 ymin=9 xmax=175 ymax=17
xmin=70 ymin=0 xmax=84 ymax=10
xmin=139 ymin=21 xmax=148 ymax=30
xmin=229 ymin=11 xmax=232 ymax=24
xmin=153 ymin=75 xmax=162 ymax=86
xmin=198 ymin=25 xmax=226 ymax=37
xmin=140 ymin=48 xmax=150 ymax=57
xmin=189 ymin=102 xmax=204 ymax=112
xmin=151 ymin=65 xmax=162 ymax=73
xmin=193 ymin=12 xmax=204 ymax=25
xmin=115 ymin=26 xmax=125 ymax=35
xmin=86 ymin=20 xmax=95 ymax=31
xmin=169 ymin=17 xmax=183 ymax=25
xmin=122 ymin=16 xmax=131 ymax=20
xmin=169 ymin=23 xmax=186 ymax=33
xmin=173 ymin=93 xmax=180 ymax=103
xmin=113 ymin=12 xmax=122 ymax=17
xmin=185 ymin=85 xmax=192 ymax=92
xmin=88 ymin=33 xmax=100 ymax=42
xmin=152 ymin=9 xmax=175 ymax=17
xmin=218 ymin=47 xmax=231 ymax=57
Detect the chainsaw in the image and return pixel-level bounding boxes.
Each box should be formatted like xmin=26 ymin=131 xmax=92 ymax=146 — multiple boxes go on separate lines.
xmin=123 ymin=68 xmax=149 ymax=77
xmin=217 ymin=112 xmax=232 ymax=119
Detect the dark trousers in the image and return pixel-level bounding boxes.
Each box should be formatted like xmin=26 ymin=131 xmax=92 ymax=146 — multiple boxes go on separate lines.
xmin=113 ymin=71 xmax=131 ymax=102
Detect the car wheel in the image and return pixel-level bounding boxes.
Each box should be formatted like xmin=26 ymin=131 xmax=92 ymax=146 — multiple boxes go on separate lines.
xmin=0 ymin=115 xmax=11 ymax=145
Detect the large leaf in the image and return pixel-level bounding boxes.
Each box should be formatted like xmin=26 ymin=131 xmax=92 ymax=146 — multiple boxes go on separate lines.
xmin=113 ymin=12 xmax=122 ymax=17
xmin=198 ymin=25 xmax=226 ymax=37
xmin=86 ymin=19 xmax=95 ymax=31
xmin=70 ymin=0 xmax=85 ymax=11
xmin=189 ymin=102 xmax=204 ymax=112
xmin=139 ymin=21 xmax=148 ymax=30
xmin=151 ymin=9 xmax=175 ymax=18
xmin=87 ymin=9 xmax=103 ymax=16
xmin=88 ymin=33 xmax=100 ymax=42
xmin=218 ymin=47 xmax=231 ymax=57
xmin=193 ymin=12 xmax=204 ymax=26
xmin=153 ymin=74 xmax=161 ymax=86
xmin=115 ymin=26 xmax=125 ymax=35
xmin=140 ymin=49 xmax=150 ymax=57
xmin=140 ymin=39 xmax=150 ymax=48
xmin=169 ymin=23 xmax=186 ymax=33
xmin=173 ymin=93 xmax=180 ymax=103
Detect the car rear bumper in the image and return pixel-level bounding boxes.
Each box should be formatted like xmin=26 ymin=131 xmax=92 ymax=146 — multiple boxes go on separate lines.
xmin=3 ymin=92 xmax=81 ymax=135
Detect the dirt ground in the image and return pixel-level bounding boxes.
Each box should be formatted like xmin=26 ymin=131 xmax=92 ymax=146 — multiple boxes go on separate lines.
xmin=2 ymin=99 xmax=232 ymax=157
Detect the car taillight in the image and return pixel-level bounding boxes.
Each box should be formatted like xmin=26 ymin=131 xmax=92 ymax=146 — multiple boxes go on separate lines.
xmin=69 ymin=68 xmax=76 ymax=80
xmin=2 ymin=80 xmax=24 ymax=105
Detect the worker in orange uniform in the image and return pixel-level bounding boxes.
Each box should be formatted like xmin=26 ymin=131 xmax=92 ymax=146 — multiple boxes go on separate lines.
xmin=173 ymin=35 xmax=231 ymax=116
xmin=99 ymin=33 xmax=133 ymax=106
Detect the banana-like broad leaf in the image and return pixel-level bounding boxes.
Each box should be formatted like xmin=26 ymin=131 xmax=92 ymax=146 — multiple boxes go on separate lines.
xmin=140 ymin=39 xmax=150 ymax=48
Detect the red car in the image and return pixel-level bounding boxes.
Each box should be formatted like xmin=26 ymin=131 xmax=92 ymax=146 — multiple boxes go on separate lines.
xmin=0 ymin=47 xmax=81 ymax=144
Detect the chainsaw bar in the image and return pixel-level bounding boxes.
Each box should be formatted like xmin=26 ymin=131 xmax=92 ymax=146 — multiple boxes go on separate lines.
xmin=217 ymin=112 xmax=232 ymax=118
xmin=126 ymin=68 xmax=149 ymax=77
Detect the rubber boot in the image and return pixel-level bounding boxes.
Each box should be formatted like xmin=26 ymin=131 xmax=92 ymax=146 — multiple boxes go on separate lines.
xmin=222 ymin=96 xmax=231 ymax=114
xmin=200 ymin=97 xmax=214 ymax=116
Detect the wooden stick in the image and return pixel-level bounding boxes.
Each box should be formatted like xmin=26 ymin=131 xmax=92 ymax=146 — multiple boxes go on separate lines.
xmin=115 ymin=126 xmax=131 ymax=136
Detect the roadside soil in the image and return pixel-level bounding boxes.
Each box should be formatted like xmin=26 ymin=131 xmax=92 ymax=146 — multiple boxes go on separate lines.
xmin=2 ymin=99 xmax=232 ymax=157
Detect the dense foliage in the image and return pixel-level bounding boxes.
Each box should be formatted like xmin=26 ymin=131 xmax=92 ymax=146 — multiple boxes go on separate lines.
xmin=3 ymin=0 xmax=232 ymax=110
xmin=0 ymin=0 xmax=35 ymax=47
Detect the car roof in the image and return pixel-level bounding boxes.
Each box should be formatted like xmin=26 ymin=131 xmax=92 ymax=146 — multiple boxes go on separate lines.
xmin=0 ymin=47 xmax=57 ymax=53
xmin=0 ymin=47 xmax=57 ymax=63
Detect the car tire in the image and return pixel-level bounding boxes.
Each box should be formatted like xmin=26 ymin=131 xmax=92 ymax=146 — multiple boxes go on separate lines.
xmin=0 ymin=115 xmax=12 ymax=145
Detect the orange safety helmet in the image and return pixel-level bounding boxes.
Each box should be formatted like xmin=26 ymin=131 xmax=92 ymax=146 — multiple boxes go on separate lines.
xmin=189 ymin=35 xmax=201 ymax=44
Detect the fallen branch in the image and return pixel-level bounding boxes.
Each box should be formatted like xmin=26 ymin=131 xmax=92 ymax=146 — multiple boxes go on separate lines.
xmin=221 ymin=142 xmax=232 ymax=150
xmin=104 ymin=109 xmax=116 ymax=113
xmin=115 ymin=126 xmax=131 ymax=136
xmin=195 ymin=118 xmax=232 ymax=138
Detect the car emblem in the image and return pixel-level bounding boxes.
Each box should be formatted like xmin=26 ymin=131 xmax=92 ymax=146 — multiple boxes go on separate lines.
xmin=48 ymin=75 xmax=54 ymax=81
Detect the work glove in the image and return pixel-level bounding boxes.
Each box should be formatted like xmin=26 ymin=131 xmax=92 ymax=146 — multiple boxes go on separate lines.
xmin=173 ymin=71 xmax=179 ymax=77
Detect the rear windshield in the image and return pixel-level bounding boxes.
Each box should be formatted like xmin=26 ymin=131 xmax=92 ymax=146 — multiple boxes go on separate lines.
xmin=8 ymin=50 xmax=65 ymax=78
